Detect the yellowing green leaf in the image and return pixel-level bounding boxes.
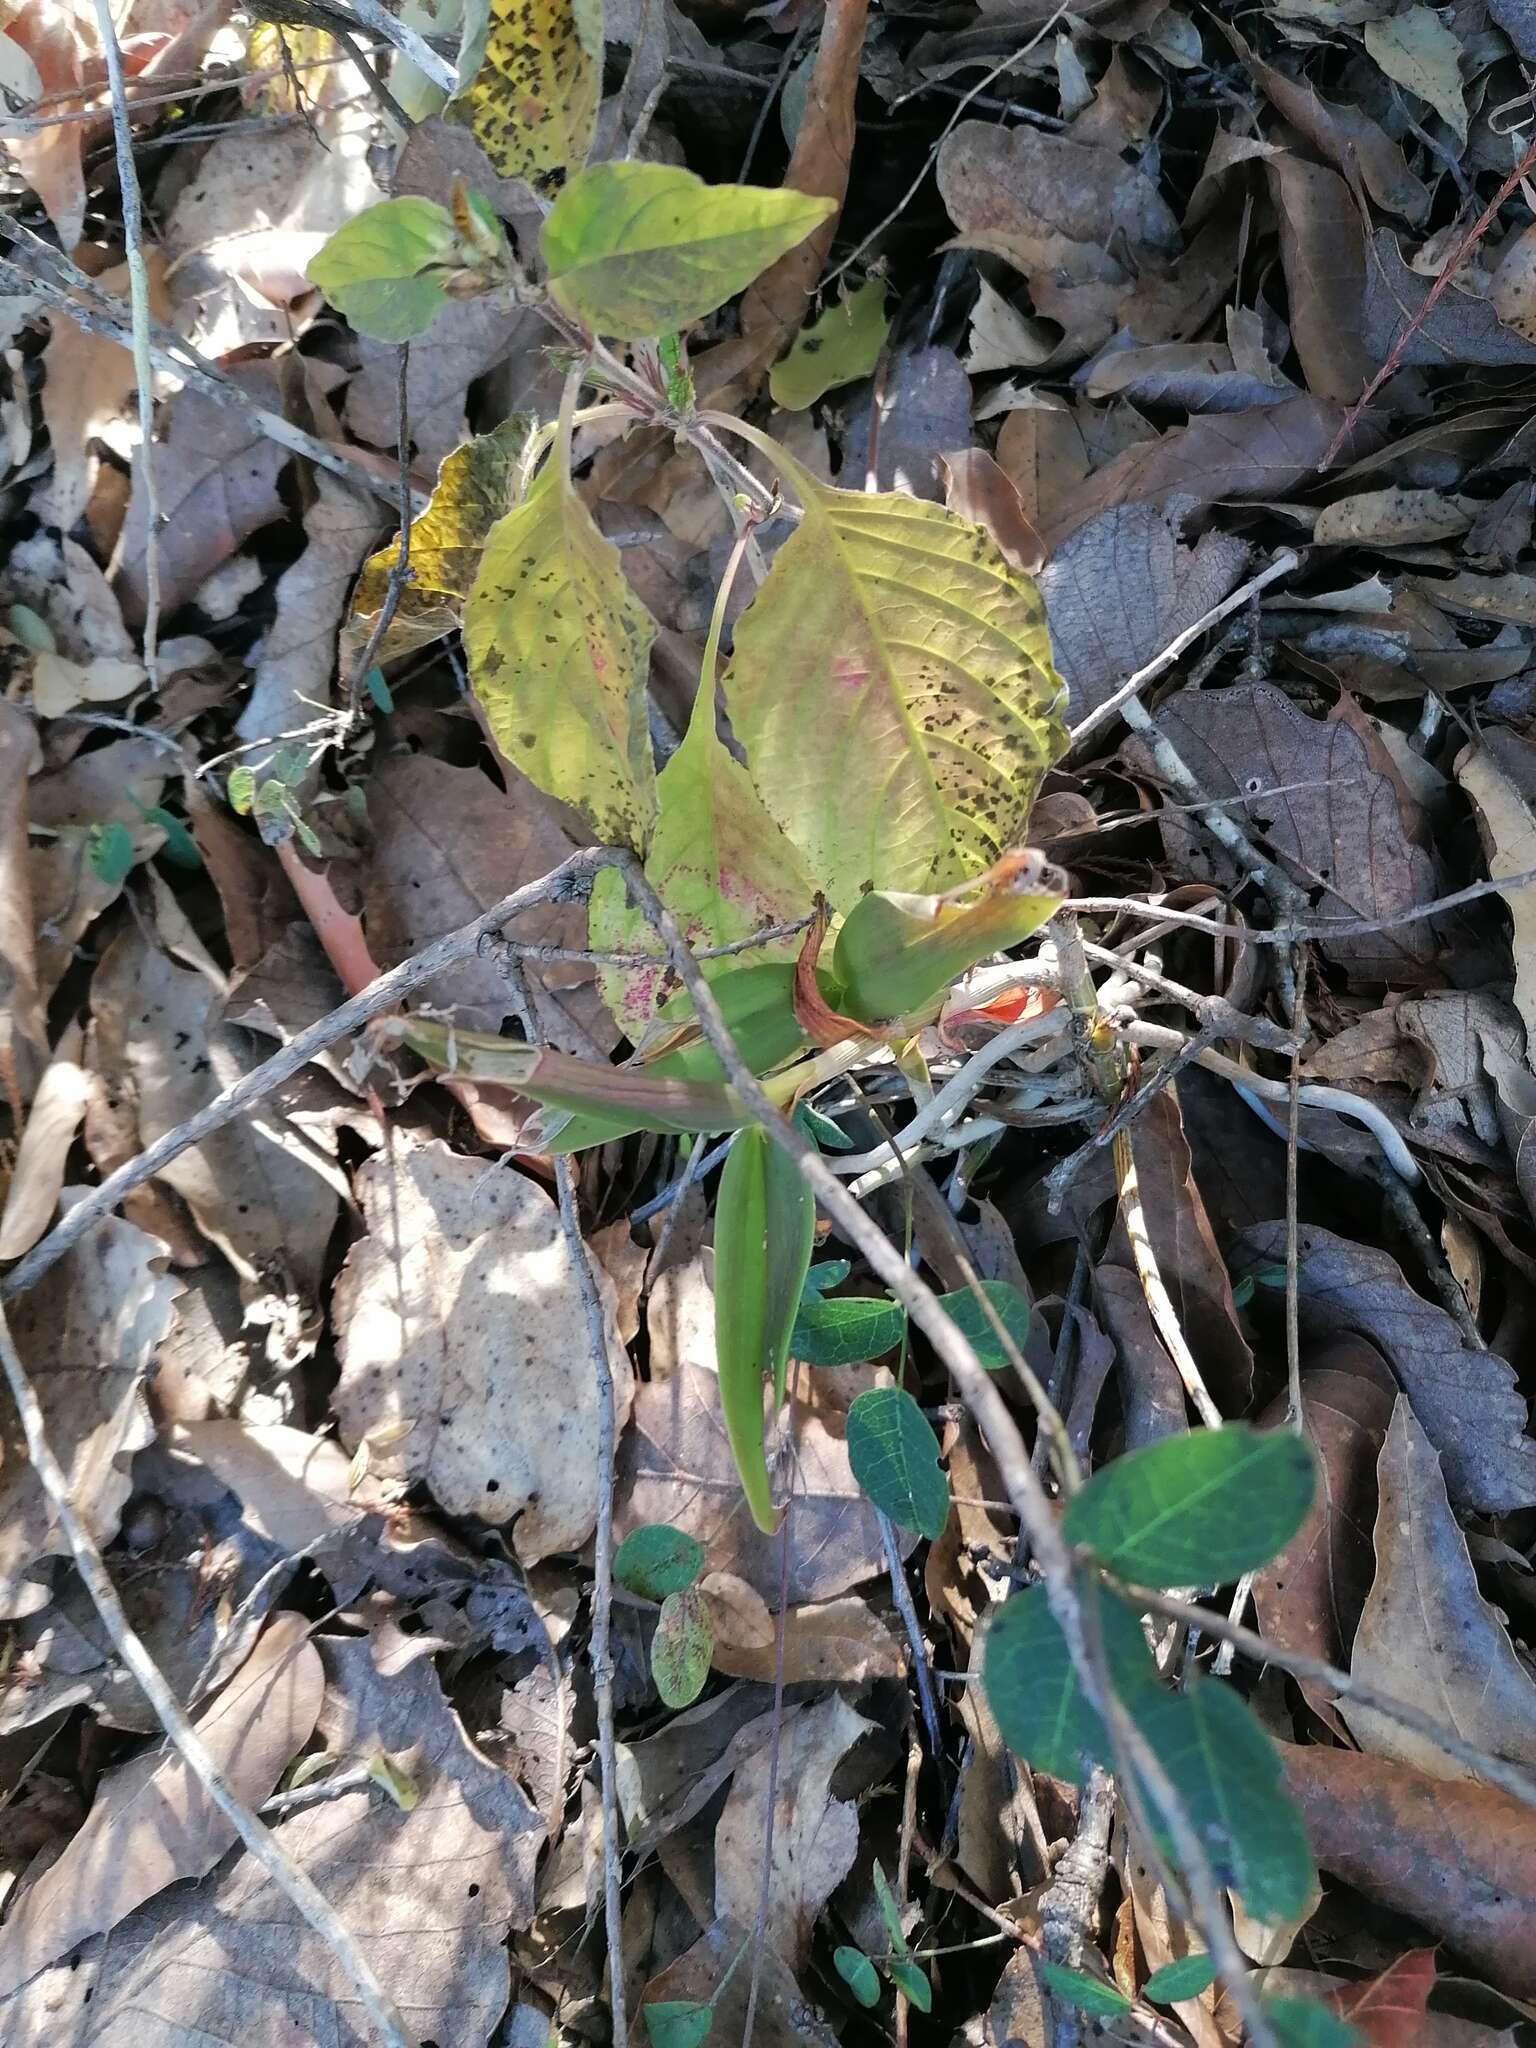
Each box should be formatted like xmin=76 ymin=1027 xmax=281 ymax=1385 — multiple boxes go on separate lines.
xmin=447 ymin=0 xmax=600 ymax=188
xmin=769 ymin=278 xmax=890 ymax=410
xmin=587 ymin=675 xmax=814 ymax=1035
xmin=1364 ymin=6 xmax=1467 ymax=140
xmin=350 ymin=417 xmax=530 ymax=668
xmin=464 ymin=455 xmax=657 ymax=848
xmin=307 ymin=198 xmax=459 ymax=341
xmin=832 ymin=855 xmax=1062 ymax=1022
xmin=724 ymin=448 xmax=1067 ymax=906
xmin=652 ymin=1585 xmax=714 ymax=1706
xmin=542 ymin=163 xmax=836 ymax=339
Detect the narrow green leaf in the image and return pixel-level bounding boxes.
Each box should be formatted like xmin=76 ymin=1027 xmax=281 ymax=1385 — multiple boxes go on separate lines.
xmin=1062 ymin=1424 xmax=1317 ymax=1586
xmin=791 ymin=1292 xmax=906 ymax=1367
xmin=793 ymin=1101 xmax=854 ymax=1151
xmin=870 ymin=1858 xmax=909 ymax=1956
xmin=888 ymin=1961 xmax=932 ymax=2012
xmin=644 ymin=2001 xmax=714 ymax=2048
xmin=614 ymin=1525 xmax=705 ymax=1600
xmin=938 ymin=1280 xmax=1030 ymax=1371
xmin=1039 ymin=1963 xmax=1133 ymax=2020
xmin=307 ymin=197 xmax=458 ymax=341
xmin=1143 ymin=1955 xmax=1217 ymax=2004
xmin=139 ymin=806 xmax=201 ymax=868
xmin=651 ymin=1587 xmax=713 ymax=1707
xmin=586 ymin=662 xmax=813 ymax=1035
xmin=769 ymin=278 xmax=890 ymax=410
xmin=715 ymin=1124 xmax=815 ymax=1531
xmin=85 ymin=820 xmax=135 ymax=887
xmin=543 ymin=162 xmax=835 ymax=338
xmin=834 ymin=1947 xmax=881 ymax=2008
xmin=982 ymin=1581 xmax=1159 ymax=1783
xmin=723 ymin=438 xmax=1067 ymax=906
xmin=1263 ymin=1999 xmax=1364 ymax=2048
xmin=846 ymin=1387 xmax=949 ymax=1539
xmin=1136 ymin=1678 xmax=1316 ymax=1926
xmin=802 ymin=1260 xmax=851 ymax=1296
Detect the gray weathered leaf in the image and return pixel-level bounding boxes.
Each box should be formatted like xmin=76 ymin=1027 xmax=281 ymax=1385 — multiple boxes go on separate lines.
xmin=1232 ymin=1222 xmax=1536 ymax=1513
xmin=1363 ymin=231 xmax=1536 ymax=370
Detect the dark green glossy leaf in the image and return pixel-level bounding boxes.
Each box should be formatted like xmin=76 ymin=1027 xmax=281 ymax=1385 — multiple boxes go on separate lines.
xmin=85 ymin=820 xmax=135 ymax=888
xmin=1143 ymin=1954 xmax=1217 ymax=2003
xmin=982 ymin=1581 xmax=1159 ymax=1783
xmin=1062 ymin=1424 xmax=1316 ymax=1586
xmin=938 ymin=1280 xmax=1030 ymax=1370
xmin=1263 ymin=1999 xmax=1363 ymax=2048
xmin=614 ymin=1525 xmax=705 ymax=1600
xmin=847 ymin=1387 xmax=949 ymax=1539
xmin=791 ymin=1293 xmax=906 ymax=1367
xmin=888 ymin=1961 xmax=932 ymax=2012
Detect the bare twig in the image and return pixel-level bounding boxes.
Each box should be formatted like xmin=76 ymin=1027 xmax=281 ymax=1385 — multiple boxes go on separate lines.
xmin=1070 ymin=863 xmax=1536 ymax=944
xmin=91 ymin=0 xmax=162 ymax=681
xmin=347 ymin=343 xmax=414 ymax=711
xmin=0 ymin=1294 xmax=417 ymax=2047
xmin=1285 ymin=955 xmax=1307 ymax=1427
xmin=3 ymin=848 xmax=619 ymax=1299
xmin=1114 ymin=1126 xmax=1225 ymax=1429
xmin=880 ymin=1512 xmax=942 ymax=1751
xmin=1068 ymin=549 xmax=1301 ymax=750
xmin=1040 ymin=1766 xmax=1116 ymax=2048
xmin=1133 ymin=1588 xmax=1536 ymax=1811
xmin=1044 ymin=1025 xmax=1219 ymax=1210
xmin=333 ymin=0 xmax=458 ymax=93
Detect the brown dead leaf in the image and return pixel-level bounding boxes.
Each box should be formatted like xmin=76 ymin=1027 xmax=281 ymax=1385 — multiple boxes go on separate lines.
xmin=0 ymin=701 xmax=47 ymax=1105
xmin=996 ymin=400 xmax=1089 ymax=541
xmin=332 ymin=1137 xmax=633 ymax=1561
xmin=116 ymin=371 xmax=289 ymax=623
xmin=92 ymin=926 xmax=339 ymax=1350
xmin=1364 ymin=232 xmax=1536 ymax=372
xmin=1347 ymin=1400 xmax=1536 ymax=1781
xmin=616 ymin=1683 xmax=779 ymax=1857
xmin=0 ymin=1615 xmax=323 ymax=1998
xmin=1253 ymin=1337 xmax=1396 ymax=1732
xmin=1232 ymin=1222 xmax=1536 ymax=1514
xmin=0 ymin=1204 xmax=175 ymax=1619
xmin=740 ymin=0 xmax=869 ymax=362
xmin=1279 ymin=1742 xmax=1536 ymax=1999
xmin=709 ymin=1593 xmax=906 ymax=1684
xmin=943 ymin=448 xmax=1046 ymax=572
xmin=714 ymin=1692 xmax=873 ymax=1962
xmin=614 ymin=1341 xmax=900 ymax=1605
xmin=1315 ymin=487 xmax=1472 ymax=547
xmin=1331 ymin=1949 xmax=1439 ymax=2048
xmin=1264 ymin=155 xmax=1373 ymax=404
xmin=0 ymin=1630 xmax=544 ymax=2039
xmin=641 ymin=1913 xmax=841 ymax=2048
xmin=1 ymin=1 xmax=87 ymax=248
xmin=347 ymin=299 xmax=547 ymax=473
xmin=0 ymin=1019 xmax=90 ymax=1260
xmin=234 ymin=472 xmax=374 ymax=765
xmin=1129 ymin=683 xmax=1440 ymax=984
xmin=36 ymin=255 xmax=169 ymax=532
xmin=362 ymin=751 xmax=613 ymax=1053
xmin=1039 ymin=505 xmax=1249 ymax=724
xmin=1456 ymin=731 xmax=1536 ymax=1056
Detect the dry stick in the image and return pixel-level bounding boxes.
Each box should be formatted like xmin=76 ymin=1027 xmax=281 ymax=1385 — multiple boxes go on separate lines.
xmin=1285 ymin=954 xmax=1308 ymax=1428
xmin=1135 ymin=1588 xmax=1536 ymax=1811
xmin=3 ymin=847 xmax=617 ymax=1300
xmin=91 ymin=0 xmax=161 ymax=681
xmin=1068 ymin=549 xmax=1301 ymax=750
xmin=605 ymin=853 xmax=1279 ymax=2048
xmin=1043 ymin=1023 xmax=1219 ymax=1211
xmin=1114 ymin=1125 xmax=1224 ymax=1429
xmin=0 ymin=251 xmax=404 ymax=509
xmin=1078 ymin=938 xmax=1299 ymax=1053
xmin=0 ymin=1293 xmax=417 ymax=2047
xmin=1039 ymin=1766 xmax=1116 ymax=2048
xmin=1071 ymin=862 xmax=1536 ymax=943
xmin=335 ymin=0 xmax=458 ymax=92
xmin=880 ymin=1510 xmax=943 ymax=1751
xmin=1323 ymin=126 xmax=1536 ymax=466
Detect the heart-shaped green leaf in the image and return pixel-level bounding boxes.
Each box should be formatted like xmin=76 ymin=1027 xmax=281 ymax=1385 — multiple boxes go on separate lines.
xmin=307 ymin=197 xmax=460 ymax=341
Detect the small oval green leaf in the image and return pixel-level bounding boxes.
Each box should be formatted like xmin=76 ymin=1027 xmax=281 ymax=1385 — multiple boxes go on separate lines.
xmin=938 ymin=1280 xmax=1031 ymax=1370
xmin=614 ymin=1525 xmax=705 ymax=1601
xmin=888 ymin=1960 xmax=932 ymax=2012
xmin=643 ymin=2001 xmax=715 ymax=2048
xmin=1263 ymin=1999 xmax=1364 ymax=2048
xmin=1062 ymin=1424 xmax=1317 ymax=1586
xmin=86 ymin=820 xmax=135 ymax=887
xmin=846 ymin=1386 xmax=949 ymax=1539
xmin=792 ymin=1293 xmax=907 ymax=1367
xmin=833 ymin=1946 xmax=881 ymax=2008
xmin=1143 ymin=1955 xmax=1217 ymax=2004
xmin=1039 ymin=1963 xmax=1132 ymax=2020
xmin=307 ymin=197 xmax=459 ymax=341
xmin=982 ymin=1581 xmax=1158 ymax=1783
xmin=651 ymin=1587 xmax=713 ymax=1707
xmin=543 ymin=162 xmax=835 ymax=339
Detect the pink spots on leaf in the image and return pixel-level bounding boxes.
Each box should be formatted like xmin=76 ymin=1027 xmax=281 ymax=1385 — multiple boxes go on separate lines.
xmin=832 ymin=654 xmax=870 ymax=691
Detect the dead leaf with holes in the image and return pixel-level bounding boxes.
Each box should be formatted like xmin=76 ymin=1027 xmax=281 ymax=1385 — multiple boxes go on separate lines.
xmin=332 ymin=1137 xmax=633 ymax=1561
xmin=0 ymin=1202 xmax=175 ymax=1620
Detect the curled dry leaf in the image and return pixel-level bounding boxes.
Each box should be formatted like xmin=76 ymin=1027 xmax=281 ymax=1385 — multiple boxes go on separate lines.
xmin=709 ymin=1593 xmax=907 ymax=1685
xmin=0 ymin=1614 xmax=323 ymax=1999
xmin=714 ymin=1692 xmax=875 ymax=1963
xmin=333 ymin=1137 xmax=634 ymax=1562
xmin=1346 ymin=1400 xmax=1536 ymax=1781
xmin=0 ymin=1020 xmax=87 ymax=1261
xmin=1279 ymin=1741 xmax=1536 ymax=2000
xmin=1233 ymin=1222 xmax=1536 ymax=1514
xmin=615 ymin=1683 xmax=779 ymax=1858
xmin=1253 ymin=1337 xmax=1396 ymax=1731
xmin=0 ymin=1201 xmax=176 ymax=1619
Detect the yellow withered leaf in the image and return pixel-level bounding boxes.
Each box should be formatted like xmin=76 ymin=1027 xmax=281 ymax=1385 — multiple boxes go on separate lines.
xmin=447 ymin=0 xmax=602 ymax=190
